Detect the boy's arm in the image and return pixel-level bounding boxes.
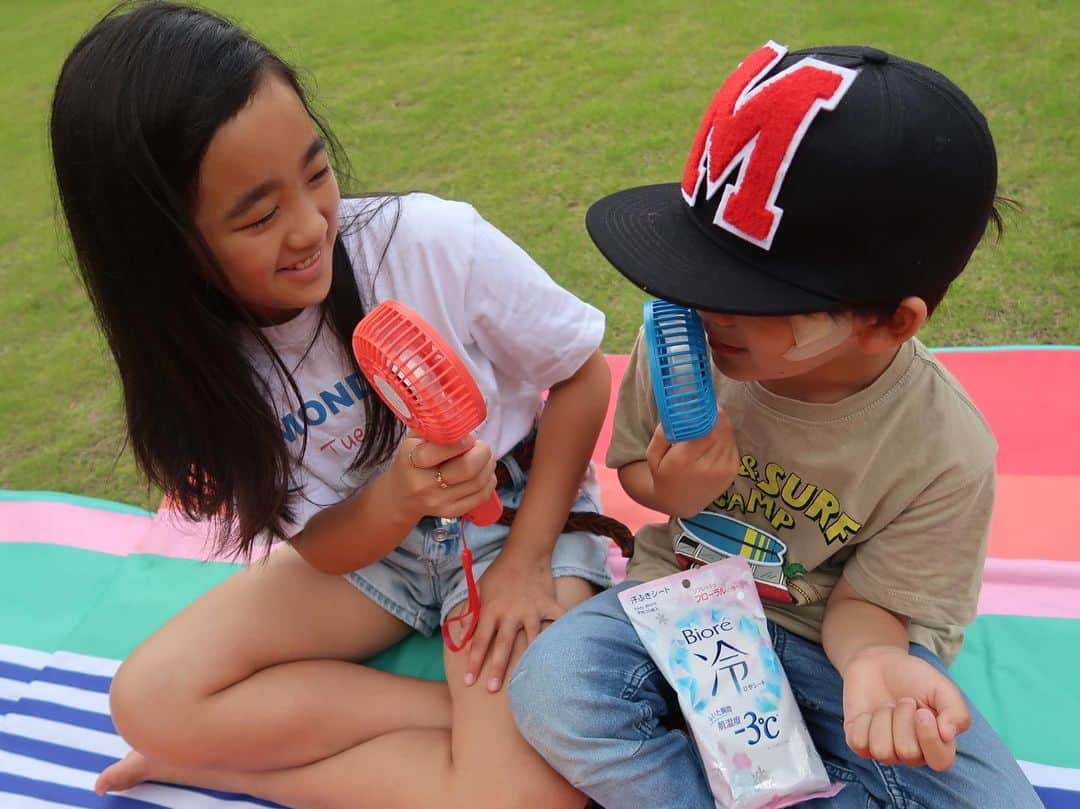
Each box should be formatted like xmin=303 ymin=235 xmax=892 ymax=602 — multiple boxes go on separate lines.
xmin=822 ymin=575 xmax=909 ymax=671
xmin=822 ymin=578 xmax=971 ymax=772
xmin=617 ymin=413 xmax=740 ymax=517
xmin=612 ymin=329 xmax=739 ymax=518
xmin=822 ymin=458 xmax=996 ymax=773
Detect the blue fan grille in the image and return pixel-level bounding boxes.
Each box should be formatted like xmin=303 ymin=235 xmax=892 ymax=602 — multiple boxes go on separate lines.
xmin=643 ymin=299 xmax=717 ymax=442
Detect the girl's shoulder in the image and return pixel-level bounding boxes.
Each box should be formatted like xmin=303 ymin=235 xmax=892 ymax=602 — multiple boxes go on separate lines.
xmin=337 ymin=192 xmax=488 ymax=306
xmin=339 ymin=192 xmax=479 ymax=248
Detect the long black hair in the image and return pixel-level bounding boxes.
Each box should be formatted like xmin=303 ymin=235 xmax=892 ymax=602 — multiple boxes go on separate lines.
xmin=51 ymin=1 xmax=401 ymax=557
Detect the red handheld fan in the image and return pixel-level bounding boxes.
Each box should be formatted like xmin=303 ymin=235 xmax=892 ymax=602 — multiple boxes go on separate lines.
xmin=352 ymin=299 xmax=502 ymax=650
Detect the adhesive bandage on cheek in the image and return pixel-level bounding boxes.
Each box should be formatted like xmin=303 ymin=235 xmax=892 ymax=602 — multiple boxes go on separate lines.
xmin=780 ymin=313 xmax=853 ymax=362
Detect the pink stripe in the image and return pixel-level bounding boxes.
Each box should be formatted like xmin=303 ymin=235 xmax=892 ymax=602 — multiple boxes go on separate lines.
xmin=605 ymin=551 xmax=1080 ymax=620
xmin=7 ymin=499 xmax=1080 ymax=620
xmin=137 ymin=506 xmax=233 ymax=560
xmin=0 ymin=501 xmax=150 ymax=555
xmin=0 ymin=501 xmax=226 ymax=562
xmin=977 ymin=558 xmax=1080 ymax=619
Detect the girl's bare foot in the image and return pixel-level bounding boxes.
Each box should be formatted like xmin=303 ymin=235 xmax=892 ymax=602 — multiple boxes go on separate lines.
xmin=94 ymin=750 xmax=154 ymax=794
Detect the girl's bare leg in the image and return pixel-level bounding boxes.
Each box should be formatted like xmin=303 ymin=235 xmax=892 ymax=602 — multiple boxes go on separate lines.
xmin=99 ymin=576 xmax=597 ymax=809
xmin=96 ymin=544 xmax=451 ymax=790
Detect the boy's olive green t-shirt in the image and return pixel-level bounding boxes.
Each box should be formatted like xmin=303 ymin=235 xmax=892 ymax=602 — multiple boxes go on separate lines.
xmin=608 ymin=333 xmax=996 ymax=665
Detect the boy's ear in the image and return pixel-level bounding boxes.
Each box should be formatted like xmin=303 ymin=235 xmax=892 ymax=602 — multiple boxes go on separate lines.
xmin=856 ymin=297 xmax=927 ymax=352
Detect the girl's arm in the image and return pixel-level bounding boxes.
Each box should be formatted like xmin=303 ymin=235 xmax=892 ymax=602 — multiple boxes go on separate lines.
xmin=462 ymin=349 xmax=610 ymax=689
xmin=501 ymin=349 xmax=611 ymax=562
xmin=291 ymin=435 xmax=495 ymax=575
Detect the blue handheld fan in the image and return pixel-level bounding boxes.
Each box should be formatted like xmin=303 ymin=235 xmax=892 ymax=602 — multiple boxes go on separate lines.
xmin=643 ymin=299 xmax=717 ymax=442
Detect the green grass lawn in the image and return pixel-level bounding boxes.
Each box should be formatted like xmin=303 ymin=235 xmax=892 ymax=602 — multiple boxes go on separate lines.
xmin=1 ymin=0 xmax=1076 ymax=507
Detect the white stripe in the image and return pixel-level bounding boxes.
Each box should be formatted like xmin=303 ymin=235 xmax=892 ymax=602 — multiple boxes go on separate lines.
xmin=0 ymin=793 xmax=81 ymax=809
xmin=0 ymin=750 xmax=97 ymax=790
xmin=21 ymin=682 xmax=110 ymax=715
xmin=0 ymin=676 xmax=27 ymax=702
xmin=0 ymin=645 xmax=49 ymax=670
xmin=1019 ymin=758 xmax=1080 ymax=791
xmin=3 ymin=714 xmax=130 ymax=758
xmin=50 ymin=652 xmax=120 ymax=678
xmin=0 ymin=750 xmax=273 ymax=809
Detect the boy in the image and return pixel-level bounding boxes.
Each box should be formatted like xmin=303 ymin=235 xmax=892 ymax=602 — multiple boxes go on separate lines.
xmin=509 ymin=42 xmax=1041 ymax=808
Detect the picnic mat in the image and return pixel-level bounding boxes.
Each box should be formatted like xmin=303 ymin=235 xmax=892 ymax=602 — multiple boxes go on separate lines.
xmin=2 ymin=346 xmax=1078 ymax=808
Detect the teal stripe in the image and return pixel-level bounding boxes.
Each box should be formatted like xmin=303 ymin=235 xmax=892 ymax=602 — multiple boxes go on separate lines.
xmin=0 ymin=543 xmax=236 ymax=656
xmin=0 ymin=542 xmax=445 ymax=682
xmin=952 ymin=613 xmax=1080 ymax=769
xmin=0 ymin=489 xmax=154 ymax=516
xmin=8 ymin=547 xmax=1073 ymax=759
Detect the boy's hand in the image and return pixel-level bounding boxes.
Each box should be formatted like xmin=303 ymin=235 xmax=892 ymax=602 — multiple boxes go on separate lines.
xmin=646 ymin=409 xmax=739 ymax=517
xmin=462 ymin=549 xmax=561 ymax=692
xmin=842 ymin=645 xmax=971 ymax=772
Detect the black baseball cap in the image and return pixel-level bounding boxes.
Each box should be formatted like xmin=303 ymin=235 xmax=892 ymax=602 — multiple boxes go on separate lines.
xmin=586 ymin=42 xmax=998 ymax=315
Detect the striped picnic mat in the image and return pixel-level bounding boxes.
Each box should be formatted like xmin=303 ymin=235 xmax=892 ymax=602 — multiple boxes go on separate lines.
xmin=2 ymin=347 xmax=1078 ymax=807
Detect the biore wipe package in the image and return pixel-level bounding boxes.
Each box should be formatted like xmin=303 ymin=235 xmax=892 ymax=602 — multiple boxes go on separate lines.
xmin=619 ymin=557 xmax=840 ymax=808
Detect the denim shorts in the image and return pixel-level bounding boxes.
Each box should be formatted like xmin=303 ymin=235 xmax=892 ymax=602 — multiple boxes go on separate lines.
xmin=344 ymin=450 xmax=613 ymax=636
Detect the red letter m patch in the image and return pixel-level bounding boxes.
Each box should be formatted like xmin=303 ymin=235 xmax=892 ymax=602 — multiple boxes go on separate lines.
xmin=681 ymin=42 xmax=857 ymax=250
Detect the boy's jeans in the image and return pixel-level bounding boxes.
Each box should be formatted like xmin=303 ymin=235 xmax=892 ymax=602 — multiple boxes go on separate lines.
xmin=509 ymin=582 xmax=1042 ymax=809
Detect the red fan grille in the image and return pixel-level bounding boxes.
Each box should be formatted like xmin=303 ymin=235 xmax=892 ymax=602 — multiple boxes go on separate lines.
xmin=352 ymin=300 xmax=487 ymax=443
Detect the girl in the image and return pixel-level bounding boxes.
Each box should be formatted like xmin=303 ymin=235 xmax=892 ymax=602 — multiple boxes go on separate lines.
xmin=51 ymin=2 xmax=612 ymax=807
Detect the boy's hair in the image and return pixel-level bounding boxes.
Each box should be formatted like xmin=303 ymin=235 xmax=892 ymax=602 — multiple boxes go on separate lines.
xmin=584 ymin=42 xmax=999 ymax=318
xmin=51 ymin=1 xmax=401 ymax=557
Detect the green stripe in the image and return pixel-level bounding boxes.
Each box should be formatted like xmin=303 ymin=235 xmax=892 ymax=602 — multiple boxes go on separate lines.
xmin=0 ymin=542 xmax=445 ymax=681
xmin=19 ymin=538 xmax=1078 ymax=745
xmin=951 ymin=614 xmax=1080 ymax=768
xmin=0 ymin=489 xmax=154 ymax=516
xmin=0 ymin=543 xmax=125 ymax=652
xmin=0 ymin=543 xmax=237 ymax=656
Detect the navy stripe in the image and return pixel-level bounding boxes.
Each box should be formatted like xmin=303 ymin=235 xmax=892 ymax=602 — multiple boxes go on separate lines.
xmin=1035 ymin=784 xmax=1080 ymax=808
xmin=0 ymin=730 xmax=116 ymax=773
xmin=0 ymin=660 xmax=42 ymax=683
xmin=0 ymin=771 xmax=163 ymax=807
xmin=37 ymin=667 xmax=113 ymax=694
xmin=196 ymin=787 xmax=285 ymax=807
xmin=12 ymin=698 xmax=117 ymax=734
xmin=198 ymin=786 xmax=282 ymax=803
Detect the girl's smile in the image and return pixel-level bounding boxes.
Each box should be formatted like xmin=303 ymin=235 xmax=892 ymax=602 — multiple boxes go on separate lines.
xmin=280 ymin=246 xmax=324 ymax=276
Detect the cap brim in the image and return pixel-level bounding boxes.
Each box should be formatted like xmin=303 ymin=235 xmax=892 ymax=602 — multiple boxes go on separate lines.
xmin=586 ymin=183 xmax=843 ymax=315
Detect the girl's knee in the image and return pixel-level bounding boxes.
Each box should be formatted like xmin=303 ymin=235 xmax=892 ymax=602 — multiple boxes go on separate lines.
xmin=110 ymin=658 xmax=173 ymax=755
xmin=109 ymin=653 xmax=213 ymax=765
xmin=454 ymin=767 xmax=583 ymax=809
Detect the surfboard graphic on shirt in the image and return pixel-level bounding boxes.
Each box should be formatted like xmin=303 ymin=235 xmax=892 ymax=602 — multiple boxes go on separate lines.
xmin=674 ymin=512 xmax=801 ymax=603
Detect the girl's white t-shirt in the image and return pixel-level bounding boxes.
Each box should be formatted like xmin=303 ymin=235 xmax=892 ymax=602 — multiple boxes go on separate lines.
xmin=241 ymin=193 xmax=605 ymax=534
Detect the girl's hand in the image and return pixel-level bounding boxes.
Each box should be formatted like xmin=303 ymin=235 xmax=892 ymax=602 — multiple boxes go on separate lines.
xmin=646 ymin=409 xmax=739 ymax=517
xmin=463 ymin=550 xmax=561 ymax=693
xmin=391 ymin=434 xmax=497 ymax=521
xmin=842 ymin=646 xmax=971 ymax=772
